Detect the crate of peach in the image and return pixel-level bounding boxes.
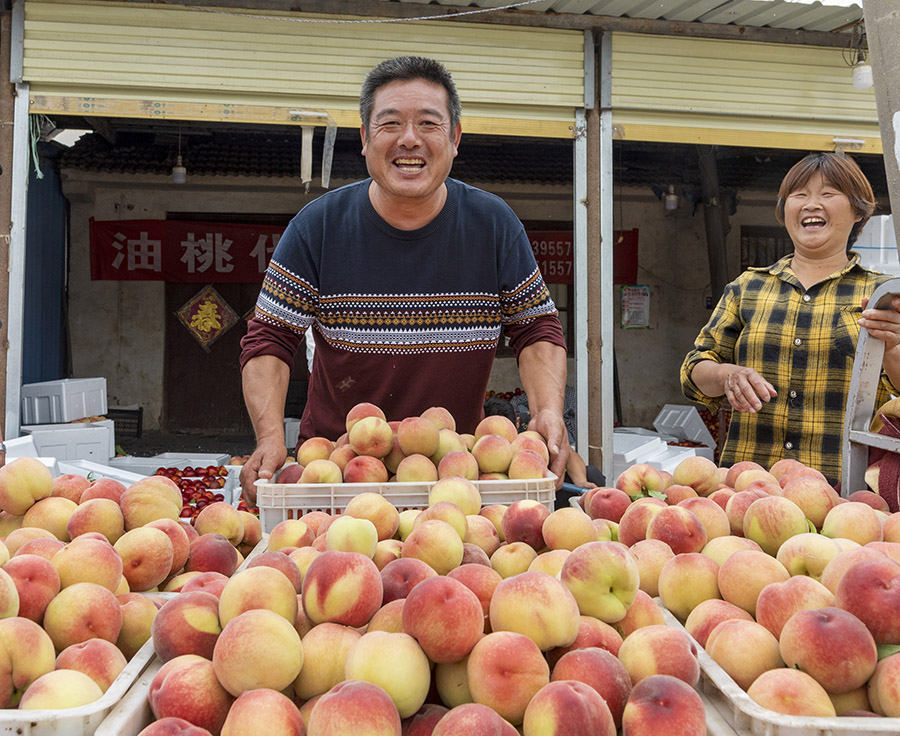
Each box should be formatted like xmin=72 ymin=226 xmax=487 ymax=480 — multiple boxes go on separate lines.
xmin=255 ymin=402 xmax=557 ymax=534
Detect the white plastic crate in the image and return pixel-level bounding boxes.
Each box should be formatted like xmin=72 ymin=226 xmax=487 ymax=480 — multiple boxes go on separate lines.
xmin=255 ymin=474 xmax=558 ymax=534
xmin=20 ymin=423 xmax=112 ymax=462
xmin=0 ymin=637 xmax=156 ymax=736
xmin=659 ymin=605 xmax=900 ymax=735
xmin=21 ymin=377 xmax=108 ymax=425
xmin=23 ymin=419 xmax=115 ymax=460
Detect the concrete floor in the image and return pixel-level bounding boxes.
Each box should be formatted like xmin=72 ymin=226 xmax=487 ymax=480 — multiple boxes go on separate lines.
xmin=115 ymin=430 xmax=256 ymax=460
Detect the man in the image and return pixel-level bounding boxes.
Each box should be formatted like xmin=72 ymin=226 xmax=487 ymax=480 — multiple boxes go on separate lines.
xmin=240 ymin=56 xmax=569 ymax=504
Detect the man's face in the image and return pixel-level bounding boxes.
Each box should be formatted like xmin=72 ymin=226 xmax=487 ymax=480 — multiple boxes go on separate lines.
xmin=361 ymin=78 xmax=461 ymax=206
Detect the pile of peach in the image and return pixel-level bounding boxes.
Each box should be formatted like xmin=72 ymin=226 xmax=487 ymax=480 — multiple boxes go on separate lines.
xmin=0 ymin=456 xmax=262 ymax=712
xmin=274 ymin=402 xmax=550 ymax=486
xmin=587 ymin=456 xmax=900 ymax=720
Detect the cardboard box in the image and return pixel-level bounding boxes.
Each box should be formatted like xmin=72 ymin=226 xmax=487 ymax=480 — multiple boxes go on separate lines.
xmin=21 ymin=377 xmax=108 ymax=424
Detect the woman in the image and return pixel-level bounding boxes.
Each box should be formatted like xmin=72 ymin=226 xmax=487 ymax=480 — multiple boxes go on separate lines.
xmin=680 ymin=152 xmax=900 ymax=485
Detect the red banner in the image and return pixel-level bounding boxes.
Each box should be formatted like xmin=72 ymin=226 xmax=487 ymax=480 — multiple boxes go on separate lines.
xmin=90 ymin=219 xmax=637 ymax=285
xmin=90 ymin=219 xmax=284 ymax=282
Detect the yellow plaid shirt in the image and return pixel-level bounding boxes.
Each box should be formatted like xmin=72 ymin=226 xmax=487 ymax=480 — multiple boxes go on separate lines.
xmin=680 ymin=252 xmax=897 ymax=485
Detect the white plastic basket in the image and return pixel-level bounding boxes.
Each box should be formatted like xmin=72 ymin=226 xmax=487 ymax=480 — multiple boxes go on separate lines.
xmin=659 ymin=604 xmax=900 ymax=735
xmin=0 ymin=637 xmax=156 ymax=736
xmin=255 ymin=474 xmax=557 ymax=534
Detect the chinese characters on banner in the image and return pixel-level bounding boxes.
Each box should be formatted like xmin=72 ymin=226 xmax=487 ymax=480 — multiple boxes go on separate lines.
xmin=90 ymin=220 xmax=638 ymax=286
xmin=89 ymin=219 xmax=284 ymax=282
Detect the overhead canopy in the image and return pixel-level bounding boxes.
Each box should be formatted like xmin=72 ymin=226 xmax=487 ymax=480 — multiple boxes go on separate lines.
xmin=23 ymin=0 xmax=585 ymax=138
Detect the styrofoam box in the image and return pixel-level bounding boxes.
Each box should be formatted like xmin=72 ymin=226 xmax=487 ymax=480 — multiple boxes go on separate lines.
xmin=643 ymin=444 xmax=698 ymax=474
xmin=855 ymin=214 xmax=899 ymax=276
xmin=20 ymin=377 xmax=108 ymax=425
xmin=255 ymin=473 xmax=558 ymax=534
xmin=653 ymin=403 xmax=716 ymax=461
xmin=20 ymin=423 xmax=112 ymax=462
xmin=23 ymin=419 xmax=115 ymax=459
xmin=56 ymin=458 xmax=147 ymax=485
xmin=0 ymin=637 xmax=156 ymax=736
xmin=613 ymin=431 xmax=667 ymax=464
xmin=109 ymin=452 xmax=231 ymax=477
xmin=659 ymin=605 xmax=900 ymax=736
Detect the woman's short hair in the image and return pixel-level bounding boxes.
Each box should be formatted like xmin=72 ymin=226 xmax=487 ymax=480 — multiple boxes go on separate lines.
xmin=359 ymin=56 xmax=461 ymax=135
xmin=774 ymin=152 xmax=876 ymax=249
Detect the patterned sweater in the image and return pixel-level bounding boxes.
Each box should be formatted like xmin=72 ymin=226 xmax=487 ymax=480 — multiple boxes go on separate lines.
xmin=240 ymin=177 xmax=565 ymax=443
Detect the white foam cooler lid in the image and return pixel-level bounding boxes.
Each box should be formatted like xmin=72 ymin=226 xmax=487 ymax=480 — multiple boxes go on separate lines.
xmin=653 ymin=404 xmax=715 ymax=449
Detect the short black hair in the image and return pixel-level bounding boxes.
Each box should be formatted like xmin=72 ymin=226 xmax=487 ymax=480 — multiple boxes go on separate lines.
xmin=360 ymin=56 xmax=461 ymax=134
xmin=483 ymin=396 xmax=517 ymax=424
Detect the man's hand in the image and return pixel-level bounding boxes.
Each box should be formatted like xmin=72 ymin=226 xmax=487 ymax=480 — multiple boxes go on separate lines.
xmin=239 ymin=436 xmax=287 ymax=509
xmin=529 ymin=407 xmax=570 ymax=489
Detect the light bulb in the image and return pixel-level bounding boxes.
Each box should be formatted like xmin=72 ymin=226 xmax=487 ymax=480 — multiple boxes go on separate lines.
xmin=852 ymin=62 xmax=873 ymax=90
xmin=664 ymin=185 xmax=679 ymax=211
xmin=171 ymin=155 xmax=187 ymax=184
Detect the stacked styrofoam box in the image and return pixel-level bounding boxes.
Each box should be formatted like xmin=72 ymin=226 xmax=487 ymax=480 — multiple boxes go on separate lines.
xmin=22 ymin=419 xmax=116 ymax=461
xmin=20 ymin=377 xmax=108 ymax=424
xmin=855 ymin=215 xmax=899 ymax=277
xmin=653 ymin=404 xmax=716 ymax=462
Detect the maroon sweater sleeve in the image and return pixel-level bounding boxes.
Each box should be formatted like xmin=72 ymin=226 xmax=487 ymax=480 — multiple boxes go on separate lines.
xmin=505 ymin=314 xmax=566 ymax=357
xmin=239 ymin=317 xmax=303 ymax=373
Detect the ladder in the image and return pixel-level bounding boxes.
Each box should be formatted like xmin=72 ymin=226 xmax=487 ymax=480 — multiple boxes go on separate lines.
xmin=841 ymin=277 xmax=900 ymax=495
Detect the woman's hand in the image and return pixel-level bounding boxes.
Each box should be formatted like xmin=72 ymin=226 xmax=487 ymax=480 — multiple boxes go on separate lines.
xmin=722 ymin=365 xmax=778 ymax=413
xmin=860 ymin=295 xmax=900 ymax=353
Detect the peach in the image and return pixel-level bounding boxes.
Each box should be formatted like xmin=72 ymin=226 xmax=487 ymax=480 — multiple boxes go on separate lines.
xmin=430 ymin=429 xmax=468 ymax=466
xmin=672 ymin=455 xmax=720 ymax=496
xmin=612 ymin=588 xmax=666 ymax=638
xmin=717 ymin=548 xmax=789 ymax=617
xmin=185 ymin=533 xmax=240 ymax=577
xmin=617 ymin=624 xmax=699 ymax=686
xmin=620 ymin=674 xmax=706 ymax=736
xmin=151 ymin=590 xmax=222 ymax=662
xmin=0 ymin=567 xmax=19 ymax=619
xmin=489 ymin=570 xmax=580 ymax=652
xmin=120 ymin=476 xmax=183 ymax=530
xmin=616 ymin=497 xmax=667 ymax=547
xmin=528 ymin=548 xmax=570 ymax=576
xmin=19 ymin=669 xmax=104 ymax=709
xmin=404 ymin=704 xmax=450 ymax=736
xmin=676 ymin=496 xmax=730 ymax=540
xmin=413 ymin=501 xmax=467 ymax=540
xmin=882 ymin=513 xmax=900 ymax=543
xmin=379 ymin=557 xmax=437 ymax=605
xmin=329 ymin=444 xmax=358 ymax=474
xmin=627 ymin=539 xmax=675 ymax=598
xmin=300 ymin=458 xmax=343 ymax=484
xmin=22 ymin=496 xmax=78 ymax=542
xmin=393 ymin=454 xmax=437 ymax=483
xmin=559 ymin=541 xmax=639 ymax=623
xmin=479 ymin=504 xmax=506 ymax=541
xmin=540 ymin=507 xmax=596 ymax=551
xmin=490 ymin=541 xmax=540 ymax=575
xmin=746 ymin=668 xmax=837 ymax=717
xmin=587 ymin=487 xmax=632 ymax=523
xmin=367 ymin=598 xmax=406 ymax=633
xmin=0 ymin=512 xmax=23 ymax=538
xmin=522 ymin=679 xmax=616 ymax=736
xmin=432 ymin=703 xmax=517 ymax=735
xmin=547 ymin=613 xmax=623 ymax=666
xmin=52 ymin=536 xmax=123 ymax=592
xmin=43 ymin=581 xmax=123 ymax=650
xmin=344 ymin=630 xmax=430 ymax=718
xmin=276 ymin=463 xmax=305 ymax=484
xmin=507 ymin=449 xmax=547 ymax=480
xmin=325 ymin=515 xmax=378 ymax=558
xmin=432 ymin=655 xmax=473 ymax=709
xmin=436 ymin=451 xmax=479 ymax=482
xmin=346 ymin=401 xmax=387 ymax=432
xmin=780 ymin=606 xmax=877 ymax=693
xmin=755 ymin=574 xmax=835 ymax=638
xmin=615 ymin=463 xmax=666 ymax=497
xmin=114 ymin=526 xmax=175 ymax=592
xmin=349 ymin=416 xmax=394 ymax=459
xmin=13 ymin=535 xmax=65 ymax=561
xmin=834 ymin=556 xmax=900 ymax=644
xmin=551 ymin=646 xmax=632 ymax=727
xmin=466 ymin=631 xmax=550 ymax=725
xmin=421 ymin=406 xmax=456 ymax=431
xmin=820 ymin=544 xmax=881 ymax=593
xmin=723 ymin=460 xmax=765 ymax=488
xmin=296 ymin=436 xmax=335 ymax=466
xmin=342 ymin=492 xmax=399 ymax=541
xmin=374 ymin=538 xmax=405 ymax=568
xmin=293 ymin=622 xmax=361 ymax=700
xmin=724 ymin=488 xmax=769 ymax=536
xmin=0 ymin=616 xmax=56 ymax=706
xmin=821 ymin=502 xmax=884 ymax=545
xmin=149 ymin=654 xmax=235 ymax=733
xmin=700 ymin=535 xmax=762 ymax=566
xmin=741 ymin=495 xmax=809 ymax=556
xmin=146 ymin=518 xmax=192 ymax=577
xmin=396 ymin=416 xmax=440 ymax=458
xmin=343 ymin=455 xmax=390 ymax=484
xmin=401 ymin=519 xmax=464 ymax=575
xmin=307 ymin=679 xmax=402 ymax=735
xmin=55 ymin=638 xmax=127 ymax=692
xmin=0 ymin=457 xmax=53 ymax=516
xmin=213 ymin=608 xmax=303 ymax=696
xmin=463 ymin=514 xmax=501 ymax=557
xmin=683 ymin=598 xmax=753 ymax=648
xmin=117 ymin=592 xmax=160 ymax=659
xmin=645 ymin=505 xmax=707 ymax=555
xmin=509 ymin=434 xmax=550 ymax=464
xmin=868 ymin=652 xmax=900 ymax=717
xmin=403 ymin=575 xmax=484 ymax=662
xmin=180 ymin=570 xmax=230 ymax=598
xmin=661 ymin=484 xmax=698 ymax=505
xmin=734 ymin=467 xmax=779 ymax=492
xmin=65 ymin=497 xmax=125 ymax=543
xmin=194 ymin=502 xmax=244 ymax=546
xmin=2 ymin=553 xmax=59 ymax=622
xmin=301 ymin=549 xmax=383 ymax=627
xmin=780 ymin=476 xmax=839 ymax=529
xmin=268 ymin=519 xmax=316 ymax=551
xmin=220 ymin=688 xmax=304 ymax=736
xmin=80 ymin=477 xmax=127 ymax=504
xmin=706 ymin=618 xmax=784 ymax=690
xmin=500 ymin=499 xmax=549 ymax=552
xmin=219 ymin=564 xmax=300 ymax=627
xmin=471 ymin=434 xmax=514 ymax=476
xmin=49 ymin=473 xmax=90 ymax=503
xmin=657 ymin=551 xmax=720 ymax=622
xmin=448 ymin=563 xmax=501 ymax=626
